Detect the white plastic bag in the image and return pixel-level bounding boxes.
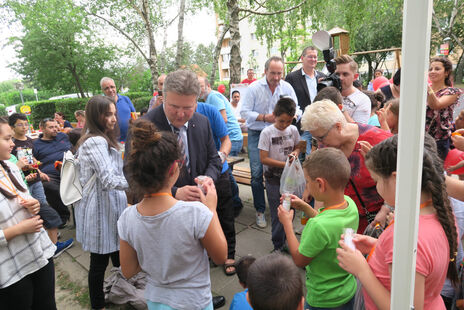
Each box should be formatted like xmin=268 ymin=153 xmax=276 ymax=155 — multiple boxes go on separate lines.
xmin=279 ymin=156 xmax=306 ymax=197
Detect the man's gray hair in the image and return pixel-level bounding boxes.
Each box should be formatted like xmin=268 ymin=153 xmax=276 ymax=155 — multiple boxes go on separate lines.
xmin=164 ymin=70 xmax=201 ymax=97
xmin=100 ymin=77 xmax=114 ymax=89
xmin=264 ymin=56 xmax=284 ymax=71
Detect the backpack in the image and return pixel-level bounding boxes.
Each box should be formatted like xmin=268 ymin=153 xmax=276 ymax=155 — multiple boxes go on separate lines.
xmin=60 ymin=150 xmax=96 ymax=206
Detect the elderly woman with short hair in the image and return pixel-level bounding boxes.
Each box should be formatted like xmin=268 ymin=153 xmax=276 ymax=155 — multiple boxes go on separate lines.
xmin=301 ymin=99 xmax=392 ymax=233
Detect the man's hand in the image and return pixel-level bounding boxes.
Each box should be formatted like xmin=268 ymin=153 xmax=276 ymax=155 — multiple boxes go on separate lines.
xmin=155 ymin=95 xmax=163 ymax=107
xmin=265 ymin=113 xmax=275 ymax=123
xmin=175 ymin=185 xmax=202 ymax=201
xmin=39 ymin=172 xmax=50 ymax=182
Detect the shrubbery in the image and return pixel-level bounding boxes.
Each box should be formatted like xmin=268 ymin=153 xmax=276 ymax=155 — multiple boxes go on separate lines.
xmin=16 ymin=91 xmax=151 ymax=127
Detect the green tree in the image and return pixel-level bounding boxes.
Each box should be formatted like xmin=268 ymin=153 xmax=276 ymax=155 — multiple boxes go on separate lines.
xmin=5 ymin=0 xmax=116 ymax=97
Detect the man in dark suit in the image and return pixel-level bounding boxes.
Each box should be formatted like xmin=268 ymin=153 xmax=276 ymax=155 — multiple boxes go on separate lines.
xmin=125 ymin=69 xmax=226 ymax=308
xmin=285 ymin=46 xmax=326 ymax=157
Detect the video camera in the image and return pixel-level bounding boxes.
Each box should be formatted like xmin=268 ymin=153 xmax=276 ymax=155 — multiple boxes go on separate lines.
xmin=312 ymin=31 xmax=342 ymax=92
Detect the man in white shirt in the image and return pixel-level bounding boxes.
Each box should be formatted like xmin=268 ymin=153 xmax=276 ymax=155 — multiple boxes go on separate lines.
xmin=335 ymin=55 xmax=371 ymax=124
xmin=240 ymin=56 xmax=300 ymax=228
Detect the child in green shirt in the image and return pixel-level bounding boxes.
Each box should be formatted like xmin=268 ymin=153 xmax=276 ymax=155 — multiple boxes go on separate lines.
xmin=278 ymin=147 xmax=359 ymax=309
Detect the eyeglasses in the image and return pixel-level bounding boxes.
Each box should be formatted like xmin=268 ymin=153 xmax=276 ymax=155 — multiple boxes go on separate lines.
xmin=314 ymin=124 xmax=336 ymax=142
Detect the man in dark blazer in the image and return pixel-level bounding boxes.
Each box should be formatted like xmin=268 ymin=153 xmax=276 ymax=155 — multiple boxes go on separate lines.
xmin=285 ymin=46 xmax=326 ymax=157
xmin=124 ymin=69 xmax=226 ymax=308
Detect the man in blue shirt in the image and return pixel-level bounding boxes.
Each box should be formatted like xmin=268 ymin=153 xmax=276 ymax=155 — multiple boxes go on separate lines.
xmin=33 ymin=118 xmax=72 ymax=225
xmin=196 ymin=101 xmax=237 ymax=275
xmin=101 ymin=77 xmax=135 ymax=142
xmin=240 ymin=56 xmax=300 ymax=228
xmin=199 ymin=77 xmax=244 ymax=216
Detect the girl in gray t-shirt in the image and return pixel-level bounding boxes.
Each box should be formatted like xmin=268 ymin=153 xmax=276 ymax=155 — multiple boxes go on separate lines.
xmin=118 ymin=119 xmax=227 ymax=310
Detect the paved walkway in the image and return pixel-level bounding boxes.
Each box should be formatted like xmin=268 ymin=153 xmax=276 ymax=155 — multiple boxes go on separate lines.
xmin=55 ymin=159 xmax=306 ymax=309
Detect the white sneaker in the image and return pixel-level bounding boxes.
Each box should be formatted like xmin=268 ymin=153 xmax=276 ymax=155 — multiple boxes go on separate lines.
xmin=256 ymin=212 xmax=267 ymax=228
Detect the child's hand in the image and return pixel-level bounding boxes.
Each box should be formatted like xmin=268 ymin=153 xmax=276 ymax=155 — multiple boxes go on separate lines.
xmin=279 ymin=194 xmax=306 ymax=211
xmin=336 ymin=240 xmax=369 ymax=277
xmin=199 ymin=181 xmax=217 ymax=211
xmin=16 ymin=157 xmax=29 ymax=170
xmin=17 ymin=215 xmax=43 ymax=234
xmin=21 ymin=198 xmax=41 ymax=215
xmin=277 ymin=205 xmax=294 ymax=226
xmin=358 ymin=141 xmax=373 ymax=158
xmin=386 ymin=211 xmax=395 ymax=226
xmin=451 ymin=132 xmax=464 ymax=152
xmin=341 ymin=234 xmax=377 ymax=255
xmin=25 ymin=173 xmax=37 ymax=182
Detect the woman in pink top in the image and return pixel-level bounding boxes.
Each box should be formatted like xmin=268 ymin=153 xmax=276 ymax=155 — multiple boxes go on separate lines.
xmin=337 ymin=134 xmax=458 ymax=310
xmin=74 ymin=110 xmax=85 ymax=129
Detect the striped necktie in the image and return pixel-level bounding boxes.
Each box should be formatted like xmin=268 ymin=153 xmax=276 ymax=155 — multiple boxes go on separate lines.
xmin=171 ymin=125 xmax=190 ymax=172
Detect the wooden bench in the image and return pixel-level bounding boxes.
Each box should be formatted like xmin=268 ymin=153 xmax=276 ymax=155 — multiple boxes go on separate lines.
xmin=232 ymin=166 xmax=252 ymax=185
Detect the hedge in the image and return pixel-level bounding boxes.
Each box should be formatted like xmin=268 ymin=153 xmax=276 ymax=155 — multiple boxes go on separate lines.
xmin=16 ymin=91 xmax=152 ymax=128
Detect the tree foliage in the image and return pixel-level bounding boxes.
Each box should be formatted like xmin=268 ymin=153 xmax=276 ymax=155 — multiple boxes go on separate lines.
xmin=5 ymin=0 xmax=116 ymax=96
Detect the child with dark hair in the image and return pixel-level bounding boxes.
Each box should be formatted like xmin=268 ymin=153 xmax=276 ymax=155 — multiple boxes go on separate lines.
xmin=314 ymin=86 xmax=343 ymax=107
xmin=363 ymin=90 xmax=385 ymax=127
xmin=278 ymin=147 xmax=359 ymax=309
xmin=118 ymin=118 xmax=227 ymax=310
xmin=247 ymin=254 xmax=304 ymax=310
xmin=377 ymin=98 xmax=399 ymax=134
xmin=0 ymin=116 xmax=57 ymax=309
xmin=230 ymin=256 xmax=256 ymax=310
xmin=337 ymin=134 xmax=459 ymax=309
xmin=9 ymin=113 xmax=74 ymax=257
xmin=258 ymin=97 xmax=302 ymax=252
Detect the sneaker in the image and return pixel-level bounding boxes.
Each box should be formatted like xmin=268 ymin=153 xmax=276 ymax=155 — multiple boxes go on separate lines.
xmin=54 ymin=238 xmax=74 ymax=258
xmin=256 ymin=212 xmax=267 ymax=228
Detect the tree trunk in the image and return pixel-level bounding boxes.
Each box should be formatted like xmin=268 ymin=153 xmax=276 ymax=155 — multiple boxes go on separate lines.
xmin=455 ymin=50 xmax=464 ymax=84
xmin=210 ymin=25 xmax=229 ymax=83
xmin=227 ymin=0 xmax=242 ymax=86
xmin=175 ymin=0 xmax=186 ymax=68
xmin=141 ymin=0 xmax=159 ymax=90
xmin=68 ymin=64 xmax=86 ymax=98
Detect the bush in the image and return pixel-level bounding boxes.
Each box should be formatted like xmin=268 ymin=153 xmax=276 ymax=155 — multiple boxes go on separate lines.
xmin=16 ymin=92 xmax=152 ymax=127
xmin=132 ymin=96 xmax=152 ymax=112
xmin=123 ymin=92 xmax=152 ymax=101
xmin=0 ymin=89 xmax=57 ymax=106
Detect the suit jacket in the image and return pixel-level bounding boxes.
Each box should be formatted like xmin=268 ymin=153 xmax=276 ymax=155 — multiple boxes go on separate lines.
xmin=125 ymin=104 xmax=222 ymax=196
xmin=285 ymin=69 xmax=326 ymax=130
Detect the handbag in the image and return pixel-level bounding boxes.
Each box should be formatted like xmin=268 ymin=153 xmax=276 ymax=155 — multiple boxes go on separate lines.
xmin=349 ymin=179 xmax=377 ymax=224
xmin=59 ymin=150 xmax=96 ymax=206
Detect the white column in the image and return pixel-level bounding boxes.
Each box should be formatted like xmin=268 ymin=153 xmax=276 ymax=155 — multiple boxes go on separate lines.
xmin=391 ymin=0 xmax=433 ymax=308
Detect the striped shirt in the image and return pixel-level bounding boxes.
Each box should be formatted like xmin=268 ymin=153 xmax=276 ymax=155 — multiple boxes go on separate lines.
xmin=0 ymin=160 xmax=55 ymax=288
xmin=75 ymin=136 xmax=128 ymax=254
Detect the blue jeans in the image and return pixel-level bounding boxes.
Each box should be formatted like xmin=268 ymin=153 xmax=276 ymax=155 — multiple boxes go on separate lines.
xmin=265 ymin=178 xmax=286 ymax=250
xmin=247 ymin=129 xmax=266 ymax=213
xmin=300 ymin=131 xmax=312 ymax=162
xmin=304 ymin=296 xmax=354 ymax=310
xmin=230 ymin=139 xmax=243 ymax=156
xmin=29 ymin=181 xmax=62 ymax=229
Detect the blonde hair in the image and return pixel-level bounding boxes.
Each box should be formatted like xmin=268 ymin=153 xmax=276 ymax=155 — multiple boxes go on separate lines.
xmin=301 ymin=99 xmax=346 ymax=132
xmin=334 ymin=55 xmax=358 ymax=73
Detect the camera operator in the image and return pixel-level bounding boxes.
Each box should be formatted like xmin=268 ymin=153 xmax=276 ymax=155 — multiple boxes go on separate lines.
xmin=335 ymin=55 xmax=371 ymax=124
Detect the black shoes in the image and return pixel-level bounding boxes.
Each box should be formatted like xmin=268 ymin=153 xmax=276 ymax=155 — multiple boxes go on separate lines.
xmin=213 ymin=295 xmax=226 ymax=309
